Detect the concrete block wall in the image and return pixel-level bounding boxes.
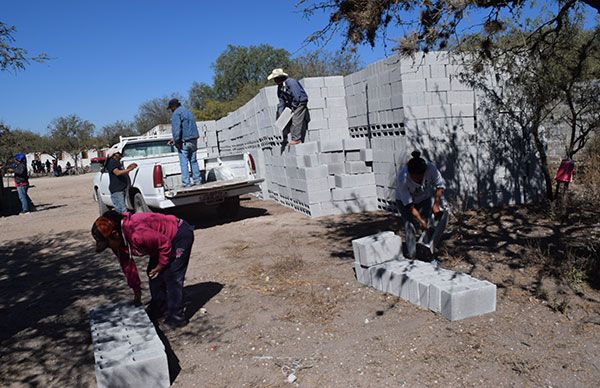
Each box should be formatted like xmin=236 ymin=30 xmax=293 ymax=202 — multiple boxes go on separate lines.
xmin=353 ymin=232 xmax=496 ymax=321
xmin=344 ymin=52 xmax=483 ymax=208
xmin=90 ymin=303 xmax=169 ymax=388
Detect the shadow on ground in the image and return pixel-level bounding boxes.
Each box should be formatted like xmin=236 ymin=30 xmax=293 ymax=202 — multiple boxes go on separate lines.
xmin=0 ymin=231 xmax=226 ymax=386
xmin=162 ymin=197 xmax=269 ymax=229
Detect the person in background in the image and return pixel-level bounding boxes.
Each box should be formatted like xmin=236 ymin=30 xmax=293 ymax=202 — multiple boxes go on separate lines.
xmin=395 ymin=151 xmax=445 ymax=259
xmin=91 ymin=210 xmax=194 ymax=328
xmin=105 ymin=148 xmax=137 ymax=213
xmin=268 ymin=68 xmax=310 ymax=146
xmin=9 ymin=153 xmax=34 ymax=214
xmin=167 ymin=98 xmax=202 ymax=188
xmin=45 ymin=159 xmax=51 ymax=174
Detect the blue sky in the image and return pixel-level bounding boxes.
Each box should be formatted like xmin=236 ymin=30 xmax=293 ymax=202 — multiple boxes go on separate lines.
xmin=2 ymin=1 xmax=596 ymax=135
xmin=1 ymin=0 xmax=397 ymax=135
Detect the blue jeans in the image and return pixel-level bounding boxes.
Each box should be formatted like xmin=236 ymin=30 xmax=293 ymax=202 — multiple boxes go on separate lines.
xmin=178 ymin=140 xmax=202 ymax=187
xmin=110 ymin=191 xmax=127 ymax=213
xmin=16 ymin=185 xmax=31 ymax=213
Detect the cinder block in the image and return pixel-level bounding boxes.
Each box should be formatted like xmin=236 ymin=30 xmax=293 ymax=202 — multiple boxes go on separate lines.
xmin=327 ymin=163 xmax=346 ymax=175
xmin=345 ymin=161 xmax=372 ymax=174
xmin=343 ymin=138 xmax=369 ymax=151
xmin=440 ymin=280 xmax=497 ymax=321
xmin=334 ymin=173 xmax=375 ymax=188
xmin=354 ymin=262 xmax=371 ymax=285
xmin=451 ymin=104 xmax=475 ymax=117
xmin=292 ymin=141 xmax=319 ymax=156
xmin=345 ymin=151 xmax=362 ymax=161
xmin=303 ymin=154 xmax=321 ymax=167
xmin=319 ymin=139 xmax=344 ymax=153
xmin=298 ymin=166 xmax=329 ymax=180
xmin=360 ymin=149 xmax=373 ymax=162
xmin=352 ymin=231 xmax=402 ymax=266
xmin=428 ymin=274 xmax=478 ymax=313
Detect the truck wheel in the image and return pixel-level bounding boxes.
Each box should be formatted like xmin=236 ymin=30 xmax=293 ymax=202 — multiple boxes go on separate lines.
xmin=218 ymin=196 xmax=240 ymax=218
xmin=133 ymin=192 xmax=151 ymax=213
xmin=96 ymin=189 xmax=109 ymax=215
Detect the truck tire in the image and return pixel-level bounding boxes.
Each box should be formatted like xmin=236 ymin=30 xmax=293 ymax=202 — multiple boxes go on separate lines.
xmin=96 ymin=189 xmax=109 ymax=215
xmin=133 ymin=192 xmax=151 ymax=213
xmin=218 ymin=196 xmax=240 ymax=218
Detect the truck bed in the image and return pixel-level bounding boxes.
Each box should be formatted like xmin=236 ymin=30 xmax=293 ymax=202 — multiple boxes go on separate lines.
xmin=164 ymin=178 xmax=264 ymax=199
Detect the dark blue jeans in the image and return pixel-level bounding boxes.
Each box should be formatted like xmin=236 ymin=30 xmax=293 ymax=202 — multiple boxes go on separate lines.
xmin=147 ymin=220 xmax=194 ymax=323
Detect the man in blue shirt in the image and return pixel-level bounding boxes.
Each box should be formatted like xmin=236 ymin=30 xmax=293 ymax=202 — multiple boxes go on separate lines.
xmin=268 ymin=68 xmax=310 ymax=146
xmin=168 ymin=98 xmax=202 ymax=187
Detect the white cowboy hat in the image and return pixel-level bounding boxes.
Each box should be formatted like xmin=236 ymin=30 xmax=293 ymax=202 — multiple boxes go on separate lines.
xmin=267 ymin=68 xmax=288 ymax=80
xmin=106 ymin=146 xmax=123 ymax=158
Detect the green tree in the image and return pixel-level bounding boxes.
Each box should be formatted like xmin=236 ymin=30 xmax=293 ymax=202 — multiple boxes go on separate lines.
xmin=299 ymin=0 xmax=599 ymax=56
xmin=134 ymin=95 xmax=180 ymax=134
xmin=188 ymin=82 xmax=216 ymax=112
xmin=97 ymin=120 xmax=137 ymax=147
xmin=457 ymin=15 xmax=600 ymax=201
xmin=0 ymin=21 xmax=48 ymax=72
xmin=47 ymin=115 xmax=95 ymax=169
xmin=212 ymin=44 xmax=293 ymax=101
xmin=289 ymin=49 xmax=361 ymax=78
xmin=0 ymin=122 xmax=44 ymax=164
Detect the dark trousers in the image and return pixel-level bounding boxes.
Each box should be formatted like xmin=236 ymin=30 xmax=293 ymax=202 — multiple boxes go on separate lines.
xmin=147 ymin=220 xmax=194 ymax=323
xmin=283 ymin=103 xmax=310 ymax=142
xmin=397 ymin=198 xmax=433 ymax=259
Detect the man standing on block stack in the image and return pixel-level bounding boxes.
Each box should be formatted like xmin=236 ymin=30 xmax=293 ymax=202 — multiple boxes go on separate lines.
xmin=268 ymin=68 xmax=310 ymax=146
xmin=396 ymin=151 xmax=446 ymax=259
xmin=168 ymin=98 xmax=202 ymax=187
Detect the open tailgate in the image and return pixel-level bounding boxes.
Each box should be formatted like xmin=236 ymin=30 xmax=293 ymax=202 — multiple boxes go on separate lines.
xmin=164 ymin=177 xmax=264 ymax=199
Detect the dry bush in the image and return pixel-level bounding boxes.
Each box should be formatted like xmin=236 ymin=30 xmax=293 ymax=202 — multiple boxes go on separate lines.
xmin=581 ymin=134 xmax=600 ymax=199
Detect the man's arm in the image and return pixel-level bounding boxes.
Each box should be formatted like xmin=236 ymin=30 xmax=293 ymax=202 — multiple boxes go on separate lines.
xmin=276 ymin=87 xmax=286 ymax=117
xmin=114 ymin=247 xmax=142 ymax=304
xmin=432 ymin=187 xmax=444 ymax=215
xmin=112 ymin=163 xmax=137 ymax=176
xmin=409 ymin=204 xmax=428 ymax=230
xmin=171 ymin=110 xmax=183 ymax=144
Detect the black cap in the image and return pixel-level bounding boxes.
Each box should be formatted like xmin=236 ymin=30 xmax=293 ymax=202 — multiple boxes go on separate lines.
xmin=167 ymin=98 xmax=181 ymax=109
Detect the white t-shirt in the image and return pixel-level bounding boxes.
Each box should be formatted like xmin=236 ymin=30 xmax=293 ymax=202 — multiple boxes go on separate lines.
xmin=395 ymin=162 xmax=445 ymax=206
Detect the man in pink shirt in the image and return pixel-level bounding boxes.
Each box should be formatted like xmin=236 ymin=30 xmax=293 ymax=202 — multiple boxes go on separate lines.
xmin=92 ymin=210 xmax=194 ymax=328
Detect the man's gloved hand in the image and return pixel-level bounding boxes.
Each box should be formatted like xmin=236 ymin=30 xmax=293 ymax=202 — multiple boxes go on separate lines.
xmin=133 ymin=289 xmax=142 ymax=306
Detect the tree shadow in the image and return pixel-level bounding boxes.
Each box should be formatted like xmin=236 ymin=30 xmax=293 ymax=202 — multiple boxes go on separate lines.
xmin=0 ymin=230 xmax=129 ymax=386
xmin=160 ymin=198 xmax=269 ymax=230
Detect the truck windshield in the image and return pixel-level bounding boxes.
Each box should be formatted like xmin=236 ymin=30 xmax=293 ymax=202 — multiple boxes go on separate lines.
xmin=122 ymin=140 xmax=176 ymax=158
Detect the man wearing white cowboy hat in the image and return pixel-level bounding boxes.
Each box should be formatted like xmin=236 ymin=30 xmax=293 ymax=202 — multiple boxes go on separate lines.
xmin=267 ymin=68 xmax=310 ymax=146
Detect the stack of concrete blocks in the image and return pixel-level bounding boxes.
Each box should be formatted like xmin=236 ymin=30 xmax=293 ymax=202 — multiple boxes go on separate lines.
xmin=299 ymin=76 xmax=350 ymax=142
xmin=197 ymin=120 xmax=219 ymax=158
xmin=259 ymin=136 xmax=378 ymax=217
xmin=352 ymin=232 xmax=496 ymax=321
xmin=344 ymin=52 xmax=480 ymax=207
xmin=90 ymin=303 xmax=169 ymax=388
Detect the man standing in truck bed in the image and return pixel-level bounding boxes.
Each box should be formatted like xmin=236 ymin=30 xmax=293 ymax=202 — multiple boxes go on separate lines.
xmin=168 ymin=98 xmax=202 ymax=187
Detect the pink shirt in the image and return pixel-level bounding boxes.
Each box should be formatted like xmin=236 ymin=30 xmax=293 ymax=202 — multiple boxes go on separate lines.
xmin=116 ymin=212 xmax=179 ymax=292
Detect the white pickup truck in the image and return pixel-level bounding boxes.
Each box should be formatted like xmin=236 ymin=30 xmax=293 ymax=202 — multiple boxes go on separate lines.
xmin=93 ymin=134 xmax=263 ymax=216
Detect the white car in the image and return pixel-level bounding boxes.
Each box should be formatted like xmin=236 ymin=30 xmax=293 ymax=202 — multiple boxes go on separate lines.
xmin=93 ymin=134 xmax=263 ymax=216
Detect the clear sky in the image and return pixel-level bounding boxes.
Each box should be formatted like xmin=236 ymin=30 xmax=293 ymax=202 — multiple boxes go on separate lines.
xmin=1 ymin=0 xmax=396 ymax=135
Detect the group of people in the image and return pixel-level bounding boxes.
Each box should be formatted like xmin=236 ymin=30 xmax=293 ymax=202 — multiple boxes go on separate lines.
xmin=90 ymin=69 xmax=446 ymax=332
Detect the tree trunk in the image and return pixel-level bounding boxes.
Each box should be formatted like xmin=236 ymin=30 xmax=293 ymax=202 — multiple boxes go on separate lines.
xmin=531 ymin=124 xmax=554 ymax=201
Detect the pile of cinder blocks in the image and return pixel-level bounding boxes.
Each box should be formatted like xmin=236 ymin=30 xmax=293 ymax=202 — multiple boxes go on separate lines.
xmin=197 ymin=120 xmax=219 ymax=158
xmin=353 ymin=232 xmax=496 ymax=321
xmin=90 ymin=303 xmax=169 ymax=388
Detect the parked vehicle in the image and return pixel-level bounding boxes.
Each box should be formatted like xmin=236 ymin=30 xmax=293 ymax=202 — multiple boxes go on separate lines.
xmin=93 ymin=134 xmax=263 ymax=217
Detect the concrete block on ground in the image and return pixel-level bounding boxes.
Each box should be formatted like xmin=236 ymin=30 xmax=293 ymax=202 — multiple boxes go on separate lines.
xmin=428 ymin=274 xmax=479 ymax=313
xmin=352 ymin=231 xmax=402 ymax=267
xmin=354 ymin=262 xmax=372 ymax=285
xmin=439 ymin=280 xmax=497 ymax=321
xmin=90 ymin=303 xmax=169 ymax=388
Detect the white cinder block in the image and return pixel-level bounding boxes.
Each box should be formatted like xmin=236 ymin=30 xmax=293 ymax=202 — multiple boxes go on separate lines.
xmin=292 ymin=141 xmax=319 ymax=156
xmin=327 ymin=163 xmax=346 ymax=175
xmin=343 ymin=138 xmax=369 ymax=151
xmin=451 ymin=104 xmax=475 ymax=117
xmin=440 ymin=280 xmax=497 ymax=321
xmin=426 ymin=78 xmax=451 ymax=92
xmin=345 ymin=161 xmax=372 ymax=174
xmin=360 ymin=149 xmax=374 ymax=162
xmin=352 ymin=232 xmax=402 ymax=266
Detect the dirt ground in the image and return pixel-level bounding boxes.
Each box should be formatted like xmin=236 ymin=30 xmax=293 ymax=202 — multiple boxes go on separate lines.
xmin=1 ymin=174 xmax=600 ymax=387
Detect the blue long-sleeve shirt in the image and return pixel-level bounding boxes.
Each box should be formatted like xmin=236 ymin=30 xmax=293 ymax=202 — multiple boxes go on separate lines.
xmin=277 ymin=78 xmax=309 ymax=115
xmin=171 ymin=106 xmax=199 ymax=143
